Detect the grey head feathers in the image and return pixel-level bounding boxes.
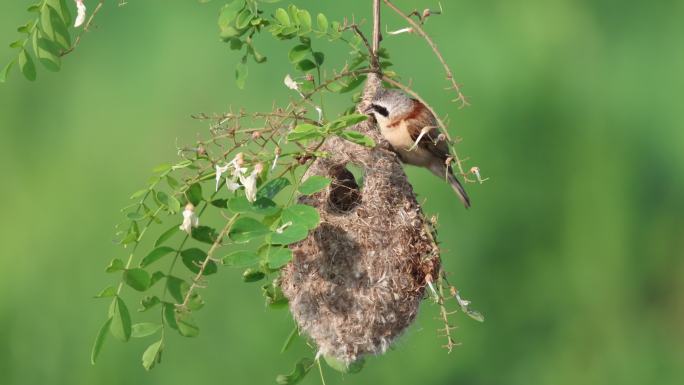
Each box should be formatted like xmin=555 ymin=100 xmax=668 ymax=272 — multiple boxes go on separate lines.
xmin=369 ymin=89 xmax=414 ymax=121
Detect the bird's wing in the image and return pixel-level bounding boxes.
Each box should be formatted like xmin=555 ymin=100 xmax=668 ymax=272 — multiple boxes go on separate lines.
xmin=404 ymin=100 xmax=451 ymax=161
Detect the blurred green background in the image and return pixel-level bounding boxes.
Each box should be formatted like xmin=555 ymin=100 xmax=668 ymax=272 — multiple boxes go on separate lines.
xmin=1 ymin=0 xmax=683 ymax=384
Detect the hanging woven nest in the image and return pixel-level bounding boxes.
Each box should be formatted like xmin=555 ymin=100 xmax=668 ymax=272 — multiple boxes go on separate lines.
xmin=280 ymin=74 xmax=441 ymax=366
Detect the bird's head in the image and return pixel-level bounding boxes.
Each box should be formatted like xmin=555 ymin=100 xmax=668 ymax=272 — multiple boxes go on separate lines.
xmin=364 ymin=89 xmax=414 ymax=127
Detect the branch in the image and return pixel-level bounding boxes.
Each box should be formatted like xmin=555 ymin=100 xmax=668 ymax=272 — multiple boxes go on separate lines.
xmin=372 ymin=0 xmax=382 ymax=70
xmin=60 ymin=0 xmax=107 ymax=57
xmin=178 ymin=213 xmax=239 ymax=310
xmin=382 ymin=0 xmax=469 ymax=108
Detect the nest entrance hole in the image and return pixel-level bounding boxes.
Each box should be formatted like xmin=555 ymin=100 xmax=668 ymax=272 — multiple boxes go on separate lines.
xmin=327 ymin=163 xmax=364 ymax=213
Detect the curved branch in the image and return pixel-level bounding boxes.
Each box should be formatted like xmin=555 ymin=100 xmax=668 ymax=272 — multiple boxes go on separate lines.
xmin=382 ymin=0 xmax=469 ymax=108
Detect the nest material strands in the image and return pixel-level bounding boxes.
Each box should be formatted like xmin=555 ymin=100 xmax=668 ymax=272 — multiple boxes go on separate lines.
xmin=280 ymin=75 xmax=440 ymax=365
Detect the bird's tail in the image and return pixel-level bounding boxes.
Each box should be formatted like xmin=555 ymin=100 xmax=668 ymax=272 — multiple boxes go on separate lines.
xmin=447 ymin=167 xmax=471 ymax=209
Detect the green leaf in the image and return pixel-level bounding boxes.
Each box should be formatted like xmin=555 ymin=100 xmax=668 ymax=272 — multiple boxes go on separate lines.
xmin=142 ymin=339 xmax=163 ymax=370
xmin=264 ymin=247 xmax=292 ymax=269
xmin=166 ymin=276 xmax=187 ymax=303
xmin=36 ymin=37 xmax=62 ymax=72
xmin=295 ymin=59 xmax=316 ymax=71
xmin=152 ymin=163 xmax=171 ymax=173
xmin=129 ymin=189 xmax=148 ymax=200
xmin=43 ymin=5 xmax=71 ymax=49
xmin=282 ymin=204 xmax=320 ymax=230
xmin=257 ymin=177 xmax=291 ymax=200
xmin=132 ymin=323 xmax=162 ymax=338
xmin=176 ymin=312 xmax=200 ymax=337
xmin=185 ymin=183 xmax=203 ymax=205
xmin=94 ymin=286 xmax=117 ymax=298
xmin=218 ymin=0 xmax=245 ymax=35
xmin=181 ymin=248 xmax=218 ymax=275
xmin=0 ymin=60 xmax=14 ymax=83
xmin=154 ymin=225 xmax=179 ymax=247
xmin=323 ymin=355 xmax=365 ymax=374
xmin=163 ymin=303 xmax=178 ymax=329
xmin=166 ymin=175 xmax=180 ymax=189
xmin=262 ymin=280 xmax=288 ymax=308
xmin=140 ymin=246 xmax=175 ymax=268
xmin=313 ymin=52 xmax=324 ymax=66
xmin=187 ymin=292 xmax=205 ymax=311
xmin=49 ymin=0 xmax=73 ymax=26
xmin=172 ymin=159 xmax=193 ymax=170
xmin=126 ymin=211 xmax=146 ymax=221
xmin=236 ymin=61 xmax=248 ymax=89
xmin=210 ymin=198 xmax=228 ymax=208
xmin=220 ymin=26 xmax=241 ymax=40
xmin=191 ymin=225 xmax=218 ymax=244
xmin=286 ymin=123 xmax=323 ymax=142
xmin=242 ymin=267 xmax=266 ymax=282
xmin=222 ymin=250 xmax=261 ymax=267
xmin=338 ymin=75 xmax=366 ymax=93
xmin=270 ymin=224 xmax=308 ymax=245
xmin=326 ymin=114 xmax=369 ymax=131
xmin=149 ymin=271 xmax=165 ymax=287
xmin=228 ymin=196 xmax=280 ymax=216
xmin=316 ymin=13 xmax=328 ymax=33
xmin=109 ymin=297 xmax=132 ymax=342
xmin=276 ymin=358 xmax=314 ymax=385
xmin=288 ymin=44 xmax=309 ymax=63
xmin=235 ymin=8 xmax=253 ymax=30
xmin=156 ymin=191 xmax=181 ymax=213
xmin=274 ymin=8 xmax=290 ymax=26
xmin=338 ymin=130 xmax=376 ymax=147
xmin=18 ymin=49 xmax=36 ymax=81
xmin=229 ymin=217 xmax=270 ymax=243
xmin=105 ymin=258 xmax=125 ymax=273
xmin=90 ymin=317 xmax=112 ymax=365
xmin=139 ymin=296 xmax=161 ymax=312
xmin=124 ymin=268 xmax=151 ymax=291
xmin=298 ymin=176 xmax=331 ymax=195
xmin=297 ymin=10 xmax=311 ymax=32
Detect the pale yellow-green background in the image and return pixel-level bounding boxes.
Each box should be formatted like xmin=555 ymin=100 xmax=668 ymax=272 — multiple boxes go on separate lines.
xmin=1 ymin=1 xmax=683 ymax=384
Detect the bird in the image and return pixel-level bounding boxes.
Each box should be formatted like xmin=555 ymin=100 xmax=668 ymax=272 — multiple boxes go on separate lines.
xmin=364 ymin=89 xmax=471 ymax=208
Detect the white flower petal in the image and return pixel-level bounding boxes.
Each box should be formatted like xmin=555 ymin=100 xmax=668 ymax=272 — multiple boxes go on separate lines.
xmin=74 ymin=0 xmax=87 ymax=28
xmin=284 ymin=74 xmax=299 ymax=91
xmin=215 ymin=164 xmax=230 ymax=191
xmin=388 ymin=27 xmax=413 ymax=35
xmin=179 ymin=204 xmax=199 ymax=234
xmin=226 ymin=178 xmax=241 ymax=192
xmin=239 ymin=170 xmax=259 ymax=203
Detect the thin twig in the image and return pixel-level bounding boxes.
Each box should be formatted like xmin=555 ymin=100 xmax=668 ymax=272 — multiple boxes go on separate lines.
xmin=61 ymin=0 xmax=107 ymax=57
xmin=382 ymin=0 xmax=469 ymax=108
xmin=178 ymin=213 xmax=239 ymax=310
xmin=371 ymin=0 xmax=382 ymax=71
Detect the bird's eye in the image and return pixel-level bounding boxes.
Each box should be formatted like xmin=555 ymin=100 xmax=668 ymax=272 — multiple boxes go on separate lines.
xmin=371 ymin=104 xmax=389 ymax=118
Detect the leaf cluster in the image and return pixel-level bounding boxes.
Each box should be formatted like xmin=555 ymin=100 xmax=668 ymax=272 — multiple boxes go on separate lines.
xmin=2 ymin=0 xmax=74 ymax=82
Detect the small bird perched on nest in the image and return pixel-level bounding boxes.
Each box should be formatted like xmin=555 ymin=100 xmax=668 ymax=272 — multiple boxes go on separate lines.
xmin=364 ymin=89 xmax=471 ymax=208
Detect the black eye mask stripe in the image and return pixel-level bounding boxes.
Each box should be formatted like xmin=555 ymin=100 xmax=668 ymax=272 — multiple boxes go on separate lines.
xmin=371 ymin=104 xmax=389 ymax=117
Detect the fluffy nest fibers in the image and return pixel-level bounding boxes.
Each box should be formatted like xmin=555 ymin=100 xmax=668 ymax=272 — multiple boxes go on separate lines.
xmin=280 ymin=74 xmax=440 ymax=366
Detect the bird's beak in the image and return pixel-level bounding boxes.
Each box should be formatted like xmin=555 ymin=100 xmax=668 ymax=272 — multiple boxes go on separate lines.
xmin=362 ymin=104 xmax=374 ymax=114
